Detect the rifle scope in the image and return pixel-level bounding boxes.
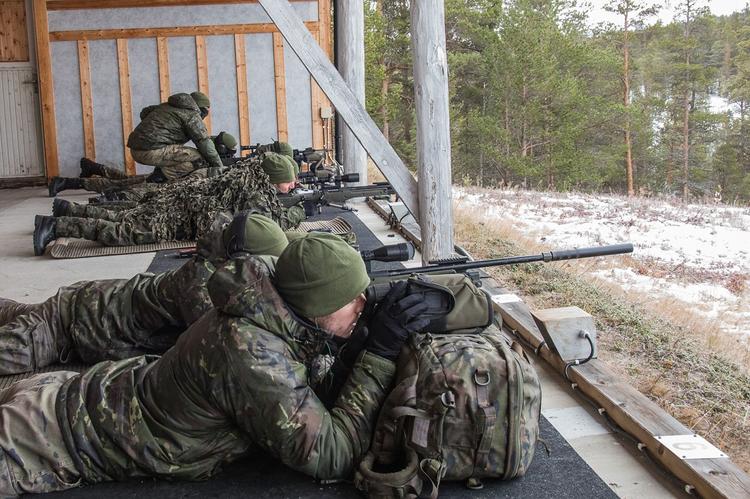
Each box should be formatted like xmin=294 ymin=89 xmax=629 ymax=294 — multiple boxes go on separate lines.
xmin=360 ymin=242 xmax=415 ymax=263
xmin=368 ymin=243 xmax=634 ymax=278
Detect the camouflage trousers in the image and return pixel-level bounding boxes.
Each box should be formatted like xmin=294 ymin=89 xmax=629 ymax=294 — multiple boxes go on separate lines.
xmin=0 ymin=275 xmax=184 ymax=375
xmin=92 ymin=164 xmax=128 ymax=179
xmin=80 ymin=175 xmax=149 ymax=194
xmin=130 ymin=145 xmax=203 ymax=180
xmin=0 ymin=372 xmax=82 ymax=496
xmin=55 ymin=216 xmax=158 ymax=246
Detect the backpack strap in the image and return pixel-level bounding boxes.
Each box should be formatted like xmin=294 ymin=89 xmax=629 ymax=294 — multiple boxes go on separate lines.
xmin=473 ymin=366 xmax=497 ymax=474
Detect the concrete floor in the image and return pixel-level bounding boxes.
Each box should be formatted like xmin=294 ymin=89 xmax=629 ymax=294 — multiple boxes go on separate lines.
xmin=0 ymin=189 xmax=684 ymax=498
xmin=0 ymin=187 xmax=153 ymax=302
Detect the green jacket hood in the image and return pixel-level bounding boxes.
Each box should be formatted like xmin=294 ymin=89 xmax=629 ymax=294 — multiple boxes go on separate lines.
xmin=168 ymin=92 xmax=201 ymax=112
xmin=207 ymin=256 xmax=328 ymax=360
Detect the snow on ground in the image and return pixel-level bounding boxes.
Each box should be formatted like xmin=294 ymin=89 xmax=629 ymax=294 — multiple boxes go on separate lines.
xmin=454 ymin=187 xmax=750 ymax=340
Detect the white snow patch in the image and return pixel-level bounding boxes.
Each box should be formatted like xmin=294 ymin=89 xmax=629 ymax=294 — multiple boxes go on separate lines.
xmin=455 ymin=188 xmax=750 ymax=340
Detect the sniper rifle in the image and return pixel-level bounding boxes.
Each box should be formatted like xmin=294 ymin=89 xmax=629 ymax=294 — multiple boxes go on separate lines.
xmin=278 ymin=180 xmax=395 ymax=213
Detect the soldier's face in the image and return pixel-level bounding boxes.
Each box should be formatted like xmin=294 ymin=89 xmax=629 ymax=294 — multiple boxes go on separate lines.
xmin=315 ymin=293 xmax=367 ymax=339
xmin=275 ymin=181 xmax=296 ymax=194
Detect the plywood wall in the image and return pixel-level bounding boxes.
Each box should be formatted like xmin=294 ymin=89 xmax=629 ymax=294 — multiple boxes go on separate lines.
xmin=0 ymin=1 xmax=29 ymax=62
xmin=38 ymin=0 xmax=331 ymax=177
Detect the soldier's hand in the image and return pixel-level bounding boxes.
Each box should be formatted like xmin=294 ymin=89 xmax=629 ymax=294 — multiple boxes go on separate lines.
xmin=365 ymin=281 xmax=430 ymax=361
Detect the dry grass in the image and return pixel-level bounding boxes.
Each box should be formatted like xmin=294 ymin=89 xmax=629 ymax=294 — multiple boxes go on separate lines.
xmin=452 ymin=203 xmax=750 ymax=472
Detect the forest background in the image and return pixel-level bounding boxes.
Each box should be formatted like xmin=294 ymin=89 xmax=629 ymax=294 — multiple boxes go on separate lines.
xmin=363 ymin=0 xmax=750 ymax=204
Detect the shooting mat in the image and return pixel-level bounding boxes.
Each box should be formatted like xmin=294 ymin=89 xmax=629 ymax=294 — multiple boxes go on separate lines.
xmin=47 ymin=218 xmax=353 ymax=259
xmin=48 ymin=238 xmax=196 ymax=259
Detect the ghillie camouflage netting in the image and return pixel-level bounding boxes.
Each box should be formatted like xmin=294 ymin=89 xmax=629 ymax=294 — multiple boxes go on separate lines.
xmin=116 ymin=158 xmax=302 ymax=241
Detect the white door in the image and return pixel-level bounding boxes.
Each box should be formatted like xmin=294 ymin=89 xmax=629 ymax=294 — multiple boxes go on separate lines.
xmin=0 ymin=0 xmax=44 ymax=178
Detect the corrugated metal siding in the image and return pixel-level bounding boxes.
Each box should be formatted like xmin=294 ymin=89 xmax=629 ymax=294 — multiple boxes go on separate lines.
xmin=0 ymin=67 xmax=43 ymax=178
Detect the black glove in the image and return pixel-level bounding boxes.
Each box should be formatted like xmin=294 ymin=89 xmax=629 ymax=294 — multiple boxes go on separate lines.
xmin=366 ymin=281 xmax=431 ymax=361
xmin=302 ymin=200 xmax=317 ymax=217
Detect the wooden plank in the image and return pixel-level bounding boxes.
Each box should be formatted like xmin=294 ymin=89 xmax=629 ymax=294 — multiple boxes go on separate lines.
xmin=491 ymin=295 xmax=750 ymax=499
xmin=194 ymin=35 xmax=210 ymax=133
xmin=77 ymin=39 xmax=95 ymax=159
xmin=309 ymin=28 xmax=324 ymax=149
xmin=318 ymin=0 xmax=332 ymax=61
xmin=49 ymin=22 xmax=319 ymax=42
xmin=272 ymin=32 xmax=288 ymax=143
xmin=0 ymin=1 xmax=29 ymax=62
xmin=257 ymin=0 xmax=420 ymax=221
xmin=47 ymin=0 xmax=310 ymax=10
xmin=156 ymin=36 xmax=170 ymax=102
xmin=116 ymin=39 xmax=135 ymax=175
xmin=234 ymin=34 xmax=250 ymax=155
xmin=410 ymin=0 xmax=454 ymax=261
xmin=32 ymin=0 xmax=58 ymax=177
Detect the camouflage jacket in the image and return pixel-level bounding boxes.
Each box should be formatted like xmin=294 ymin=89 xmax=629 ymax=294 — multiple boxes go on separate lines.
xmin=126 ymin=93 xmax=222 ymax=168
xmin=118 ymin=159 xmax=306 ymax=241
xmin=55 ymin=256 xmax=395 ymax=483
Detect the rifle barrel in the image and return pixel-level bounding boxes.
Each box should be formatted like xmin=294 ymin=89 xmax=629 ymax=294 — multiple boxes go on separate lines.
xmin=369 ymin=243 xmax=633 ymax=278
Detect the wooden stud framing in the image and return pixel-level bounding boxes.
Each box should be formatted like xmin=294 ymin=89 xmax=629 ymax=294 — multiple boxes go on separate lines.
xmin=49 ymin=22 xmax=319 ymax=42
xmin=157 ymin=36 xmax=170 ymax=102
xmin=77 ymin=40 xmax=95 ymax=159
xmin=116 ymin=39 xmax=135 ymax=175
xmin=0 ymin=1 xmax=29 ymax=62
xmin=272 ymin=32 xmax=288 ymax=143
xmin=309 ymin=28 xmax=324 ymax=149
xmin=32 ymin=0 xmax=59 ymax=177
xmin=46 ymin=0 xmax=310 ymax=10
xmin=234 ymin=34 xmax=250 ymax=154
xmin=195 ymin=35 xmax=210 ymax=133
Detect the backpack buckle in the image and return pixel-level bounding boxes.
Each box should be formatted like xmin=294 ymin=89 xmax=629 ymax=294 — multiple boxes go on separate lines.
xmin=440 ymin=391 xmax=456 ymax=408
xmin=474 ymin=369 xmax=491 ymax=386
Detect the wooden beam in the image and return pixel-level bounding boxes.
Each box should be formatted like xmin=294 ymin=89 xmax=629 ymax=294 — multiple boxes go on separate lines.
xmin=257 ymin=0 xmax=420 ymax=221
xmin=32 ymin=0 xmax=59 ymax=178
xmin=116 ymin=39 xmax=135 ymax=175
xmin=336 ymin=0 xmax=367 ymax=185
xmin=195 ymin=35 xmax=210 ymax=133
xmin=47 ymin=0 xmax=310 ymax=10
xmin=0 ymin=1 xmax=29 ymax=62
xmin=156 ymin=36 xmax=170 ymax=102
xmin=234 ymin=34 xmax=250 ymax=154
xmin=49 ymin=22 xmax=319 ymax=42
xmin=77 ymin=39 xmax=95 ymax=159
xmin=317 ymin=0 xmax=332 ymax=61
xmin=309 ymin=28 xmax=324 ymax=149
xmin=492 ymin=295 xmax=750 ymax=499
xmin=272 ymin=32 xmax=288 ymax=143
xmin=410 ymin=0 xmax=454 ymax=262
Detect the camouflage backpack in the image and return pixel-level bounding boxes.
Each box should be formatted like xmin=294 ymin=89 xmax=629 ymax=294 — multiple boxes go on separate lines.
xmin=355 ymin=325 xmax=542 ymax=498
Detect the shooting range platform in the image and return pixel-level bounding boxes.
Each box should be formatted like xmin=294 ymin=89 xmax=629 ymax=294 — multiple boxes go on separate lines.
xmin=0 ymin=189 xmax=685 ymax=498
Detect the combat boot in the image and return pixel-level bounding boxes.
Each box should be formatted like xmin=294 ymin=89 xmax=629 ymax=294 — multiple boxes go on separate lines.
xmin=48 ymin=177 xmax=83 ymax=197
xmin=80 ymin=157 xmax=108 ymax=178
xmin=33 ymin=215 xmax=57 ymax=256
xmin=52 ymin=198 xmax=72 ymax=217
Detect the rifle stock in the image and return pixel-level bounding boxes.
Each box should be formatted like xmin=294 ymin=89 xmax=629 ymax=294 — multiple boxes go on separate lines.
xmin=278 ymin=183 xmax=395 ymax=210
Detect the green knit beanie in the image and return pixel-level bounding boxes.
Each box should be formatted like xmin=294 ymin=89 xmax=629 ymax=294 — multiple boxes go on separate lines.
xmin=274 ymin=232 xmax=370 ymax=318
xmin=191 ymin=91 xmax=210 ymax=108
xmin=273 ymin=141 xmax=294 ymax=158
xmin=218 ymin=131 xmax=237 ymax=149
xmin=284 ymin=230 xmax=307 ymax=243
xmin=223 ymin=212 xmax=288 ymax=257
xmin=261 ymin=152 xmax=295 ymax=184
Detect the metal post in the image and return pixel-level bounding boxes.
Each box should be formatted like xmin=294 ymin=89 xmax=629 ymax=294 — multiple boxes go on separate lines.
xmin=336 ymin=0 xmax=368 ymax=185
xmin=410 ymin=0 xmax=454 ymax=262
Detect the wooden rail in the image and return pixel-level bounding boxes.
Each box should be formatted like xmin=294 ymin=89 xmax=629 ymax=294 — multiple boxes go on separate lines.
xmin=77 ymin=39 xmax=95 ymax=159
xmin=46 ymin=0 xmax=310 ymax=10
